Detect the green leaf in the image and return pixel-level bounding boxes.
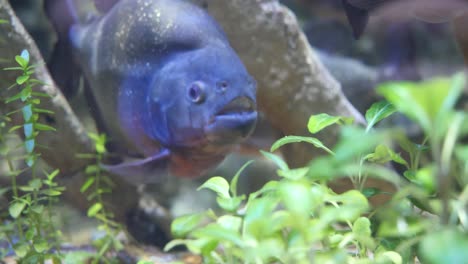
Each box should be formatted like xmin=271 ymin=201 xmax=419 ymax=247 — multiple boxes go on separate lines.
xmin=198 ymin=176 xmax=230 ymax=199
xmin=137 ymin=261 xmax=155 ymax=264
xmin=3 ymin=66 xmax=23 ymax=71
xmin=88 ymin=133 xmax=107 ymax=154
xmin=216 ymin=195 xmax=244 ymax=212
xmin=28 ymin=178 xmax=42 ymax=190
xmin=45 ymin=169 xmax=60 ymax=180
xmin=333 ymin=126 xmax=390 ymax=162
xmin=41 ymin=189 xmax=62 ymax=196
xmin=413 ymin=166 xmax=436 ymax=193
xmin=217 ymin=215 xmax=242 ymax=232
xmin=171 ymin=213 xmax=205 ymax=238
xmin=87 ymin=202 xmax=103 ymax=217
xmin=193 ymin=223 xmax=244 ymax=246
xmin=353 ymin=217 xmax=371 ymax=238
xmin=378 ymin=251 xmax=402 ymax=264
xmin=61 ymin=250 xmax=95 ymax=264
xmin=364 ymin=144 xmax=409 ymax=168
xmin=8 ymin=124 xmax=23 ymax=133
xmin=277 ymin=167 xmax=309 ymax=180
xmin=163 ymin=239 xmax=189 ymax=252
xmin=9 ymin=200 xmax=27 ymax=218
xmin=279 ymin=181 xmax=312 ymax=215
xmin=80 ymin=177 xmax=95 ymax=193
xmin=249 ymin=180 xmax=279 ymax=200
xmin=35 ymin=123 xmax=56 ymax=131
xmin=361 ymin=187 xmax=383 ymax=198
xmin=324 ymin=190 xmax=369 ymax=222
xmin=365 ymin=101 xmax=396 ymax=131
xmin=377 ymin=74 xmax=465 ymax=133
xmin=30 ymin=204 xmax=44 ymax=214
xmin=13 ymin=243 xmax=29 ymax=258
xmin=419 ymin=228 xmax=468 ymax=264
xmin=164 ymin=238 xmax=217 ymax=255
xmin=32 ymin=108 xmax=54 ymax=115
xmin=260 ymin=150 xmax=289 ymax=171
xmin=230 ymin=160 xmax=253 ymax=197
xmin=307 ymin=156 xmax=338 ymax=181
xmin=20 ymin=86 xmax=32 ymax=101
xmin=378 ymin=217 xmax=427 ymax=238
xmin=85 ymin=164 xmax=100 ymax=175
xmin=33 ymin=238 xmax=49 ymax=253
xmin=15 ymin=55 xmax=28 ymax=69
xmin=441 ymin=72 xmax=466 ymax=115
xmin=270 ymin=135 xmax=334 ymax=155
xmin=244 ymin=196 xmax=278 ymax=238
xmin=308 ymin=113 xmax=346 ymax=134
xmin=16 ymin=75 xmax=29 ymax=85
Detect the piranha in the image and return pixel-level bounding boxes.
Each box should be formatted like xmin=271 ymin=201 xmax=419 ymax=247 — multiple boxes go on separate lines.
xmin=339 ymin=0 xmax=468 ymax=80
xmin=341 ymin=0 xmax=468 ymax=38
xmin=45 ymin=0 xmax=258 ymax=183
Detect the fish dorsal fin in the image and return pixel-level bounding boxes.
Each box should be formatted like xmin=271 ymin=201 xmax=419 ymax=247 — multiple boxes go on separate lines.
xmin=101 ymin=149 xmax=171 ymax=184
xmin=346 ymin=0 xmax=389 ymax=11
xmin=341 ymin=0 xmax=369 ymax=38
xmin=94 ymin=0 xmax=120 ymax=13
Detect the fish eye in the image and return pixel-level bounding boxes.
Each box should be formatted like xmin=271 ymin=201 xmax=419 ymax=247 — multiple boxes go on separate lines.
xmin=187 ymin=82 xmax=206 ymax=104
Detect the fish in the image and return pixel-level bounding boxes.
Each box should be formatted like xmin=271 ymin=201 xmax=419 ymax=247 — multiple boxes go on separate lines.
xmin=339 ymin=0 xmax=468 ymax=81
xmin=44 ymin=0 xmax=258 ymax=183
xmin=341 ymin=0 xmax=468 ymax=38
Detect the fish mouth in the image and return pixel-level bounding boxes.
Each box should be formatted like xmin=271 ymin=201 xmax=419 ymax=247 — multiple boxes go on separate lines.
xmin=216 ymin=96 xmax=256 ymax=116
xmin=204 ymin=96 xmax=257 ymax=142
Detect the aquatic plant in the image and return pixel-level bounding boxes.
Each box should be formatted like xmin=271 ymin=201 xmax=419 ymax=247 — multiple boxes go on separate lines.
xmin=0 ymin=50 xmax=64 ymax=263
xmin=1 ymin=50 xmax=123 ymax=263
xmin=166 ymin=73 xmax=468 ymax=263
xmin=77 ymin=133 xmax=124 ymax=263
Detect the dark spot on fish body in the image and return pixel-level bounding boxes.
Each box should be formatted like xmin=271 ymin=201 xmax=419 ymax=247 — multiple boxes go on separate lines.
xmin=216 ymin=81 xmax=229 ymax=94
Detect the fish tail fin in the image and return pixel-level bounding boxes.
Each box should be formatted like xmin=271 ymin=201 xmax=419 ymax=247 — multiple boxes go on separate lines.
xmin=44 ymin=0 xmax=82 ymax=97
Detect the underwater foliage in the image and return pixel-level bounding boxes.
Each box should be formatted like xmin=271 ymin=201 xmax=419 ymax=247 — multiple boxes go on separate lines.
xmin=1 ymin=51 xmax=122 ymax=264
xmin=1 ymin=50 xmax=63 ymax=263
xmin=77 ymin=132 xmax=124 ymax=264
xmin=1 ymin=52 xmax=467 ymax=263
xmin=166 ymin=73 xmax=468 ymax=264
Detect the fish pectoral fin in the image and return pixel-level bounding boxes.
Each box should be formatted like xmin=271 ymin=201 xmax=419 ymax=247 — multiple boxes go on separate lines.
xmin=101 ymin=149 xmax=171 ymax=184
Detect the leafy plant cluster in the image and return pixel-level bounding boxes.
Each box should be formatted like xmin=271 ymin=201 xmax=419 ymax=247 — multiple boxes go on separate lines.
xmin=0 ymin=50 xmax=63 ymax=263
xmin=77 ymin=133 xmax=124 ymax=263
xmin=0 ymin=51 xmax=123 ymax=263
xmin=166 ymin=73 xmax=468 ymax=264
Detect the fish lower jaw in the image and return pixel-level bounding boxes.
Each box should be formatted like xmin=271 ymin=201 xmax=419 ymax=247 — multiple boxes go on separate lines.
xmin=204 ymin=111 xmax=258 ymax=142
